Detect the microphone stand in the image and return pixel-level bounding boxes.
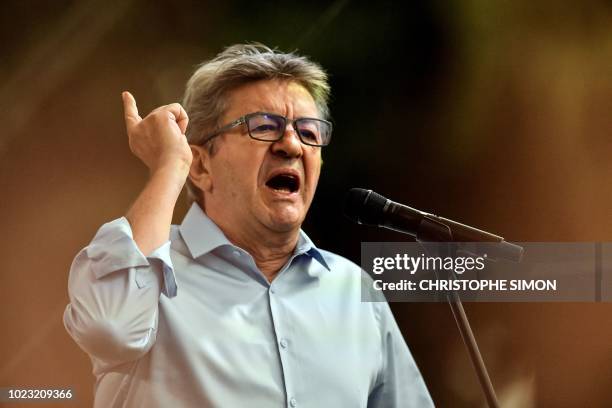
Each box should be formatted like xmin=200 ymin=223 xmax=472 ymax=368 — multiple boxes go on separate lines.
xmin=417 ymin=217 xmax=500 ymax=408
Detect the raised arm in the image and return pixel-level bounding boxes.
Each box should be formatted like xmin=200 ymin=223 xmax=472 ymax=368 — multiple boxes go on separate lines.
xmin=122 ymin=91 xmax=192 ymax=255
xmin=63 ymin=93 xmax=192 ymax=371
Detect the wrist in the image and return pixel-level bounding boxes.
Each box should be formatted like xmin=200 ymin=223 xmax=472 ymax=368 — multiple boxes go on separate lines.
xmin=152 ymin=157 xmax=190 ymax=176
xmin=150 ymin=163 xmax=189 ymax=188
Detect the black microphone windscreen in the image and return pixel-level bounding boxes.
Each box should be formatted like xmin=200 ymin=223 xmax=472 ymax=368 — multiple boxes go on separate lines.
xmin=344 ymin=188 xmax=388 ymax=226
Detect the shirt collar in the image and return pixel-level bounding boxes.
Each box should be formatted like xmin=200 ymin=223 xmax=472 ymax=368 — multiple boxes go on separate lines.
xmin=179 ymin=202 xmax=330 ymax=271
xmin=179 ymin=203 xmax=233 ymax=259
xmin=295 ymin=229 xmax=330 ymax=271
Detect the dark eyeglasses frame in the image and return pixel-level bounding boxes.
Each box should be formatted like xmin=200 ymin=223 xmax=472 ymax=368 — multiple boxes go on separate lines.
xmin=200 ymin=111 xmax=332 ymax=147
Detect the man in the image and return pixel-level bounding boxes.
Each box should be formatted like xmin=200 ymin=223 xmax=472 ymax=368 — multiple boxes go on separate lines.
xmin=64 ymin=44 xmax=433 ymax=407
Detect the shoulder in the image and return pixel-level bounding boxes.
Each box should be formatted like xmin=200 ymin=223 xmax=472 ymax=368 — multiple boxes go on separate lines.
xmin=315 ymin=249 xmax=381 ymax=296
xmin=315 ymin=248 xmax=390 ymax=326
xmin=317 ymin=248 xmax=359 ymax=269
xmin=316 ymin=248 xmax=362 ymax=278
xmin=317 ymin=249 xmax=378 ymax=282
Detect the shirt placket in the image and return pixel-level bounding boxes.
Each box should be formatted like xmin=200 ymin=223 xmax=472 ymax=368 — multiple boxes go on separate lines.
xmin=267 ymin=258 xmax=302 ymax=408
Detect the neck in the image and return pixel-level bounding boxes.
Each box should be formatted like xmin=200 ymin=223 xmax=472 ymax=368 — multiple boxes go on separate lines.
xmin=210 ymin=214 xmax=299 ymax=282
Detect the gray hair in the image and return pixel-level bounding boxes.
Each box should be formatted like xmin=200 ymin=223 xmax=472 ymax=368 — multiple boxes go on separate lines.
xmin=182 ymin=43 xmax=331 ymax=206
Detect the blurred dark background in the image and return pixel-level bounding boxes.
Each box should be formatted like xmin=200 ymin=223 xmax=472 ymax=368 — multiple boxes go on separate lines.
xmin=1 ymin=0 xmax=611 ymax=406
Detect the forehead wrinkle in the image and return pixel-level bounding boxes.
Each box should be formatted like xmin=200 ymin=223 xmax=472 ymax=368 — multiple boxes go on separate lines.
xmin=225 ymin=80 xmax=318 ymax=122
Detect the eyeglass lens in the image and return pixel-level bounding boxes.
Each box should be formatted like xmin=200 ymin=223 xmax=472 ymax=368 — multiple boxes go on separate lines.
xmin=247 ymin=113 xmax=330 ymax=146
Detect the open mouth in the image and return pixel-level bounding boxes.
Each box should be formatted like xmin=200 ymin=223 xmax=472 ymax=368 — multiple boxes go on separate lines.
xmin=265 ymin=173 xmax=300 ymax=194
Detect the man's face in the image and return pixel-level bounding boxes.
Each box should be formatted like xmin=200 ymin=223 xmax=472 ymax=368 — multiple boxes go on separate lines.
xmin=199 ymin=79 xmax=323 ymax=236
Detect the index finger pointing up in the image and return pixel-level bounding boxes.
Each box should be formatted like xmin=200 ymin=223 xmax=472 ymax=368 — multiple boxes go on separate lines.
xmin=122 ymin=91 xmax=142 ymax=129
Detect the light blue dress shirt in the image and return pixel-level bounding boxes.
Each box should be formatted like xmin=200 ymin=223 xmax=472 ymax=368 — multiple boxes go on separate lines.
xmin=64 ymin=203 xmax=433 ymax=407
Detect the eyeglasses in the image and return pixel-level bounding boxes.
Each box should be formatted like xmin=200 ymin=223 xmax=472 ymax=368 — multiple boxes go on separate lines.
xmin=201 ymin=112 xmax=332 ymax=147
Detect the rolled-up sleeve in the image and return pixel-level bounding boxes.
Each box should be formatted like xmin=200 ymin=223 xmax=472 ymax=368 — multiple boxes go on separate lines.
xmin=63 ymin=217 xmax=177 ymax=372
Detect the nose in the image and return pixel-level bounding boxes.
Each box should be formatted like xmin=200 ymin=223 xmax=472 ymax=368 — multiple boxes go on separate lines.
xmin=270 ymin=123 xmax=303 ymax=158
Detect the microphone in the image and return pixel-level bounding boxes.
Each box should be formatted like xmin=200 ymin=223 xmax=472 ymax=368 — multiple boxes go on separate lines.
xmin=344 ymin=188 xmax=523 ymax=262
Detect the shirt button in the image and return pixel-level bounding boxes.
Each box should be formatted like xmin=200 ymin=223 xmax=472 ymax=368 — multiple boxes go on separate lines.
xmin=270 ymin=288 xmax=275 ymax=294
xmin=280 ymin=339 xmax=288 ymax=348
xmin=289 ymin=397 xmax=297 ymax=407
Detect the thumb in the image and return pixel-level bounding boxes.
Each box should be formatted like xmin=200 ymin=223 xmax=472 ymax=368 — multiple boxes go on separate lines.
xmin=122 ymin=91 xmax=141 ymax=130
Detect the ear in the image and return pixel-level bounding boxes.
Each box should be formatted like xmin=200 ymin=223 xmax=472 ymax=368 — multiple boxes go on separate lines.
xmin=189 ymin=144 xmax=213 ymax=193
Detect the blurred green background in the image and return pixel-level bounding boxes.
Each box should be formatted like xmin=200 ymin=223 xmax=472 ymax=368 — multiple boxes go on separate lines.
xmin=0 ymin=0 xmax=611 ymax=406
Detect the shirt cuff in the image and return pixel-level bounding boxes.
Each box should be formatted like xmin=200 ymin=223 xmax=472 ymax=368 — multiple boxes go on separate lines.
xmin=86 ymin=217 xmax=177 ymax=298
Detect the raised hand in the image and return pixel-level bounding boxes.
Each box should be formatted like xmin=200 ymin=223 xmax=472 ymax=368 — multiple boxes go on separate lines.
xmin=122 ymin=91 xmax=192 ymax=176
xmin=121 ymin=91 xmax=193 ymax=255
